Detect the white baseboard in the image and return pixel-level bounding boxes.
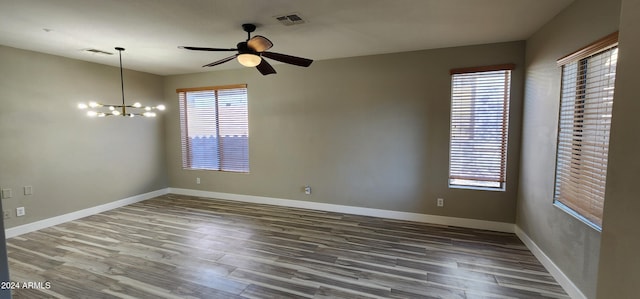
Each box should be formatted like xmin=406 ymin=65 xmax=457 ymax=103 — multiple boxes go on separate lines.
xmin=5 ymin=188 xmax=169 ymax=239
xmin=515 ymin=226 xmax=586 ymax=299
xmin=168 ymin=188 xmax=515 ymax=233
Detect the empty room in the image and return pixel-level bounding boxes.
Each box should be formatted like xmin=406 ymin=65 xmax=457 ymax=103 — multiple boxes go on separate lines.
xmin=0 ymin=0 xmax=638 ymax=298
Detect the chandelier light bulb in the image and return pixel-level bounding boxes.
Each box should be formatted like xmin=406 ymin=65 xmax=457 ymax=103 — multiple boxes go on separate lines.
xmin=89 ymin=101 xmax=99 ymax=108
xmin=145 ymin=106 xmax=151 ymax=111
xmin=156 ymin=104 xmax=166 ymax=111
xmin=78 ymin=103 xmax=88 ymax=109
xmin=132 ymin=102 xmax=142 ymax=108
xmin=97 ymin=113 xmax=106 ymax=117
xmin=143 ymin=112 xmax=156 ymax=117
xmin=87 ymin=111 xmax=98 ymax=117
xmin=109 ymin=106 xmax=115 ymax=111
xmin=112 ymin=110 xmax=121 ymax=116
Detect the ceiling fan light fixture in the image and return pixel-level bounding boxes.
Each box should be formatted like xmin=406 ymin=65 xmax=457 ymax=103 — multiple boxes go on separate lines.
xmin=180 ymin=23 xmax=313 ymax=75
xmin=237 ymin=53 xmax=261 ymax=67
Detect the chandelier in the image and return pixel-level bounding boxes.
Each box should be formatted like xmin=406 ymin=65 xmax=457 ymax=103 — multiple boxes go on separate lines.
xmin=78 ymin=47 xmax=165 ymax=117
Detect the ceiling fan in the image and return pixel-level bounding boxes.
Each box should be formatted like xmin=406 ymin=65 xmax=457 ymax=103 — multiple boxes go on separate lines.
xmin=179 ymin=23 xmax=313 ymax=75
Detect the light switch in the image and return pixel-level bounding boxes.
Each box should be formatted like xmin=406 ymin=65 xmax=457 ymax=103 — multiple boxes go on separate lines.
xmin=24 ymin=186 xmax=33 ymax=195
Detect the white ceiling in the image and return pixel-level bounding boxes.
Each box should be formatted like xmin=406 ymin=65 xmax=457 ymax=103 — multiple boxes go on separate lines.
xmin=0 ymin=0 xmax=574 ymax=76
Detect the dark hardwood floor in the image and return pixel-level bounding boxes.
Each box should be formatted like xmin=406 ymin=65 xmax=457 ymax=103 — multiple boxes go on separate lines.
xmin=6 ymin=194 xmax=568 ymax=298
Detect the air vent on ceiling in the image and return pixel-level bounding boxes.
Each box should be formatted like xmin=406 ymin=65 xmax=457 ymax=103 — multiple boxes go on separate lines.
xmin=83 ymin=48 xmax=114 ymax=55
xmin=274 ymin=13 xmax=306 ymax=26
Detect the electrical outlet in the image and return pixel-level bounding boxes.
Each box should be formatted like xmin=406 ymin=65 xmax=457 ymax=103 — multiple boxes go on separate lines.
xmin=437 ymin=198 xmax=444 ymax=207
xmin=16 ymin=207 xmax=25 ymax=217
xmin=196 ymin=177 xmax=201 ymax=184
xmin=304 ymin=186 xmax=311 ymax=195
xmin=1 ymin=189 xmax=12 ymax=199
xmin=24 ymin=186 xmax=33 ymax=195
xmin=3 ymin=210 xmax=10 ymax=219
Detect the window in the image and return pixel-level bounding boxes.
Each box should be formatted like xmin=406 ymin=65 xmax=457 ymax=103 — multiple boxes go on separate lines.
xmin=177 ymin=84 xmax=249 ymax=172
xmin=554 ymin=32 xmax=618 ymax=230
xmin=449 ymin=64 xmax=514 ymax=190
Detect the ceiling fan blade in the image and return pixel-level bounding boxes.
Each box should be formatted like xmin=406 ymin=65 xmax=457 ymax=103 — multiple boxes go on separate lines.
xmin=262 ymin=51 xmax=313 ymax=67
xmin=203 ymin=55 xmax=237 ymax=67
xmin=248 ymin=35 xmax=273 ymax=52
xmin=179 ymin=46 xmax=237 ymax=52
xmin=256 ymin=59 xmax=276 ymax=75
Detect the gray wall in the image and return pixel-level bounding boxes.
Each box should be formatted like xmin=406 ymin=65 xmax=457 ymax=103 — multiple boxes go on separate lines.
xmin=0 ymin=206 xmax=9 ymax=299
xmin=597 ymin=0 xmax=640 ymax=297
xmin=517 ymin=0 xmax=621 ymax=297
xmin=164 ymin=41 xmax=525 ymax=223
xmin=0 ymin=46 xmax=168 ymax=229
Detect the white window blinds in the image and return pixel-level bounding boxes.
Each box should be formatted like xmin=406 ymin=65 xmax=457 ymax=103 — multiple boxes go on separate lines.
xmin=178 ymin=84 xmax=249 ymax=173
xmin=554 ymin=32 xmax=618 ymax=229
xmin=449 ymin=64 xmax=514 ymax=190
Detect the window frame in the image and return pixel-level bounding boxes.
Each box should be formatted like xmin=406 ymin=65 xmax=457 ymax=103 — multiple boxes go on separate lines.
xmin=448 ymin=64 xmax=515 ymax=191
xmin=553 ymin=32 xmax=619 ymax=231
xmin=177 ymin=84 xmax=250 ymax=173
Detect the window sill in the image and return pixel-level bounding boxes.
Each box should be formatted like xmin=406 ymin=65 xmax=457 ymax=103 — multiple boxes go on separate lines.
xmin=553 ymin=201 xmax=602 ymax=232
xmin=183 ymin=167 xmax=250 ymax=174
xmin=448 ymin=184 xmax=505 ymax=192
